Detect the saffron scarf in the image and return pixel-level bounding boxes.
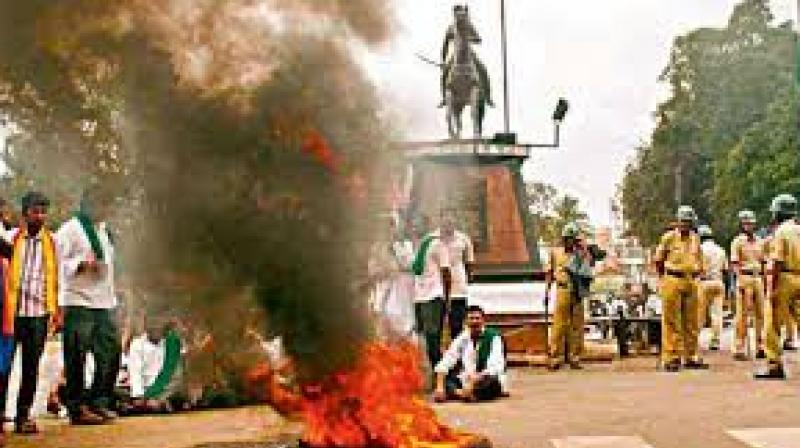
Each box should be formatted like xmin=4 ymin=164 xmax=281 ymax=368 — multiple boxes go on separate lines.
xmin=144 ymin=330 xmax=183 ymax=399
xmin=2 ymin=228 xmax=58 ymax=336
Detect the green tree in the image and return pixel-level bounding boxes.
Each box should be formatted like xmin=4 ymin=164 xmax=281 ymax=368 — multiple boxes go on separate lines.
xmin=525 ymin=181 xmax=588 ymax=245
xmin=621 ymin=0 xmax=796 ymax=244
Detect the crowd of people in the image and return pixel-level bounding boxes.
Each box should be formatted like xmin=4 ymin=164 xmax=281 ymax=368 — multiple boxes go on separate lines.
xmin=0 ymin=189 xmax=259 ymax=447
xmin=649 ymin=195 xmax=800 ymax=378
xmin=540 ymin=194 xmax=800 ymax=377
xmin=3 ymin=185 xmax=797 ymax=445
xmin=369 ymin=210 xmax=508 ymax=403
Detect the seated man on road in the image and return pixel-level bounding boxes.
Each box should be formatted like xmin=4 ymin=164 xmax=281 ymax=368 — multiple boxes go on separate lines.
xmin=433 ymin=305 xmax=507 ymax=403
xmin=124 ymin=317 xmax=187 ymax=414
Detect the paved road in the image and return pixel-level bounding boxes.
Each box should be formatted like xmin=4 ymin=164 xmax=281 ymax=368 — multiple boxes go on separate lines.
xmin=437 ymin=351 xmax=800 ymax=448
xmin=7 ymin=346 xmax=800 ymax=448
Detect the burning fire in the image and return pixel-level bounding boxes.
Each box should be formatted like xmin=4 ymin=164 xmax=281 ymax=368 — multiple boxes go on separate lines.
xmin=250 ymin=342 xmax=488 ymax=448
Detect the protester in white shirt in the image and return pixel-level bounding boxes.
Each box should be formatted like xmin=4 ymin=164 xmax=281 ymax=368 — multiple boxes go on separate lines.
xmin=126 ymin=318 xmax=186 ymax=414
xmin=429 ymin=213 xmax=475 ymax=340
xmin=368 ymin=215 xmax=416 ymax=337
xmin=55 ymin=187 xmax=120 ymax=425
xmin=412 ymin=217 xmax=451 ymax=371
xmin=434 ymin=305 xmax=506 ymax=402
xmin=697 ymin=225 xmax=728 ymax=351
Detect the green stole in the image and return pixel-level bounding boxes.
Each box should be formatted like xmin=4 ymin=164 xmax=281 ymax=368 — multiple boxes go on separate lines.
xmin=410 ymin=235 xmax=437 ymax=275
xmin=476 ymin=327 xmax=502 ymax=372
xmin=75 ymin=212 xmax=105 ymax=261
xmin=144 ymin=330 xmax=182 ymax=399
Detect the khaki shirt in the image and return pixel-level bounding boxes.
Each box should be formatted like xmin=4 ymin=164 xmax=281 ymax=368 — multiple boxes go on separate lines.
xmin=655 ymin=229 xmax=703 ymax=275
xmin=763 ymin=233 xmax=775 ymax=274
xmin=730 ymin=233 xmax=764 ymax=274
xmin=771 ymin=221 xmax=800 ymax=272
xmin=545 ymin=247 xmax=572 ymax=287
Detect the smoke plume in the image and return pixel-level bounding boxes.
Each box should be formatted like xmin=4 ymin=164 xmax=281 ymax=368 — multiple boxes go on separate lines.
xmin=0 ymin=0 xmax=398 ymax=380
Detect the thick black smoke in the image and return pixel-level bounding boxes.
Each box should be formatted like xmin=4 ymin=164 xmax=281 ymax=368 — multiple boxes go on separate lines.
xmin=0 ymin=0 xmax=398 ymax=380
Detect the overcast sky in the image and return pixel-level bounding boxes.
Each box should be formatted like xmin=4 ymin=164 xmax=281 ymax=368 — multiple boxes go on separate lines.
xmin=363 ymin=0 xmax=797 ymax=225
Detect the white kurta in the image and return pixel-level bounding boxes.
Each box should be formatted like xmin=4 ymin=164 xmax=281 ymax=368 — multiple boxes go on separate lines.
xmin=434 ymin=328 xmax=508 ymax=392
xmin=55 ymin=217 xmax=117 ymax=309
xmin=127 ymin=334 xmax=166 ymax=398
xmin=369 ymin=240 xmax=416 ymax=335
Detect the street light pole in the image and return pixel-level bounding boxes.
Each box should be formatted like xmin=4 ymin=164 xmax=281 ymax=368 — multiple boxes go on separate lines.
xmin=500 ymin=0 xmax=510 ymax=134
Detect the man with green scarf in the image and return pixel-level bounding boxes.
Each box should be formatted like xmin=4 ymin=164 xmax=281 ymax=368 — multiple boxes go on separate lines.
xmin=433 ymin=305 xmax=506 ymax=402
xmin=125 ymin=317 xmax=186 ymax=413
xmin=55 ymin=186 xmax=120 ymax=425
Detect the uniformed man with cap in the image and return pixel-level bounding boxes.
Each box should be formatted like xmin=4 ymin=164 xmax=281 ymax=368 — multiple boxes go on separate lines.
xmin=546 ymin=222 xmax=591 ymax=370
xmin=730 ymin=210 xmax=766 ymax=360
xmin=654 ymin=205 xmax=706 ymax=371
xmin=756 ymin=194 xmax=800 ymax=379
xmin=697 ymin=225 xmax=727 ymax=352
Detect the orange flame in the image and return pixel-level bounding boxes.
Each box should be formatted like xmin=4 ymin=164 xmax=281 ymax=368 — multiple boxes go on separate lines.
xmin=302 ymin=130 xmax=341 ymax=174
xmin=251 ymin=342 xmax=484 ymax=448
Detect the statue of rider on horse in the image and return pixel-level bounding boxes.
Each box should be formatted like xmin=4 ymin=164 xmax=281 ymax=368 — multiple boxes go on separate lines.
xmin=439 ymin=4 xmax=494 ymax=139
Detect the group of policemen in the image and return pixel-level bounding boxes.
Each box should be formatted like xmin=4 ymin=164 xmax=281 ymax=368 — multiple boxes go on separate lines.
xmin=545 ymin=193 xmax=800 ymax=378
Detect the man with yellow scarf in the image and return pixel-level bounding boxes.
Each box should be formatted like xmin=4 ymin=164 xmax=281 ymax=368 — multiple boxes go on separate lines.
xmin=0 ymin=192 xmax=59 ymax=440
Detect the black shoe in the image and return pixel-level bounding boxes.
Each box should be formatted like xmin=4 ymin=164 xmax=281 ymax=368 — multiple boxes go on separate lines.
xmin=684 ymin=360 xmax=710 ymax=370
xmin=662 ymin=360 xmax=681 ymax=372
xmin=754 ymin=365 xmax=786 ymax=380
xmin=733 ymin=353 xmax=748 ymax=361
xmin=14 ymin=419 xmax=39 ymax=435
xmin=547 ymin=362 xmax=562 ymax=372
xmin=756 ymin=349 xmax=766 ymax=359
xmin=70 ymin=407 xmax=105 ymax=426
xmin=709 ymin=344 xmax=720 ymax=351
xmin=569 ymin=361 xmax=583 ymax=370
xmin=784 ymin=341 xmax=797 ymax=352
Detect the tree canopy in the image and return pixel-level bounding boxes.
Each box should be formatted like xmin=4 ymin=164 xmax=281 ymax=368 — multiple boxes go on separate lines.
xmin=621 ymin=0 xmax=797 ymax=245
xmin=525 ymin=181 xmax=588 ymax=245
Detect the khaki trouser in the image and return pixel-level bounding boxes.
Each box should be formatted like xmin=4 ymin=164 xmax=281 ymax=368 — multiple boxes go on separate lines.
xmin=786 ymin=316 xmax=797 ymax=342
xmin=660 ymin=275 xmax=699 ymax=363
xmin=765 ymin=273 xmax=800 ymax=364
xmin=697 ymin=279 xmax=724 ymax=346
xmin=734 ymin=275 xmax=764 ymax=354
xmin=550 ymin=287 xmax=584 ymax=363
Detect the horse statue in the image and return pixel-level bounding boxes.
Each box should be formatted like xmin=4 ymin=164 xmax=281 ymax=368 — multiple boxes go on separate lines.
xmin=440 ymin=5 xmax=493 ymax=140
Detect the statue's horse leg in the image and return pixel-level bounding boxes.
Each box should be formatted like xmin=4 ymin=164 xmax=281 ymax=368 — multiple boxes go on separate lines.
xmin=470 ymin=86 xmax=483 ymax=139
xmin=446 ymin=90 xmax=458 ymax=139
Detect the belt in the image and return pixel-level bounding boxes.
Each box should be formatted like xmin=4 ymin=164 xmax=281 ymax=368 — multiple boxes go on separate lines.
xmin=740 ymin=269 xmax=760 ymax=276
xmin=556 ymin=282 xmax=569 ymax=289
xmin=781 ymin=268 xmax=800 ymax=274
xmin=665 ymin=269 xmax=696 ymax=279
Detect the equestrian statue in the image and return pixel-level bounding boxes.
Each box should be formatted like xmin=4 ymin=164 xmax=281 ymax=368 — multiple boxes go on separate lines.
xmin=439 ymin=5 xmax=494 ymax=140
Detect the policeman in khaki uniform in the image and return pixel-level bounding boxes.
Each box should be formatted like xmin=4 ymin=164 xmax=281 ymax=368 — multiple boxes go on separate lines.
xmin=730 ymin=210 xmax=766 ymax=360
xmin=756 ymin=194 xmax=800 ymax=379
xmin=697 ymin=225 xmax=727 ymax=352
xmin=761 ymin=215 xmax=798 ymax=353
xmin=654 ymin=206 xmax=707 ymax=371
xmin=546 ymin=223 xmax=589 ymax=370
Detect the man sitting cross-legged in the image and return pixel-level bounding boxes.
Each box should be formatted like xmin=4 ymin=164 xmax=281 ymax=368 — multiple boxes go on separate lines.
xmin=433 ymin=305 xmax=507 ymax=403
xmin=123 ymin=317 xmax=187 ymax=414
